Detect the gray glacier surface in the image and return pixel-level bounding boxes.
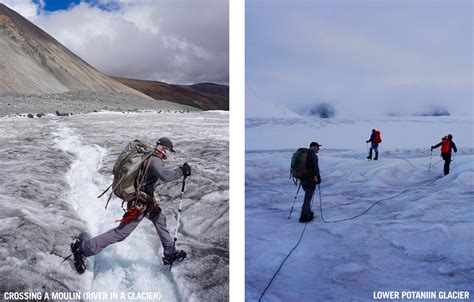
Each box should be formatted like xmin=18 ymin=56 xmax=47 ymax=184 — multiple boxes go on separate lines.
xmin=0 ymin=111 xmax=228 ymax=302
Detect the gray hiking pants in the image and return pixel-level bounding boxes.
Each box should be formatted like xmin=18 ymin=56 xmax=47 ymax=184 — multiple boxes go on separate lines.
xmin=301 ymin=185 xmax=315 ymax=216
xmin=81 ymin=206 xmax=174 ymax=257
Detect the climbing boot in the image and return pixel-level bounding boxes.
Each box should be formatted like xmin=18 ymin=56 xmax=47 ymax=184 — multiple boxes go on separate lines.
xmin=163 ymin=250 xmax=187 ymax=265
xmin=71 ymin=238 xmax=86 ymax=274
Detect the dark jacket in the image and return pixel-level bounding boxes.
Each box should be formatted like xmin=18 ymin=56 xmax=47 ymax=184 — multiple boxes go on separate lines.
xmin=368 ymin=133 xmax=375 ymax=143
xmin=301 ymin=151 xmax=321 ymax=188
xmin=367 ymin=132 xmax=379 ymax=145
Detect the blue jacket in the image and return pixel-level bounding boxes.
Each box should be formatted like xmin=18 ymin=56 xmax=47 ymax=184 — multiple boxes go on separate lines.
xmin=367 ymin=133 xmax=376 ymax=143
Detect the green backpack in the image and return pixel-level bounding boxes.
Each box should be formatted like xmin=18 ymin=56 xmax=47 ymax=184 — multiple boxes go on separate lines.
xmin=99 ymin=140 xmax=154 ymax=208
xmin=290 ymin=148 xmax=314 ymax=181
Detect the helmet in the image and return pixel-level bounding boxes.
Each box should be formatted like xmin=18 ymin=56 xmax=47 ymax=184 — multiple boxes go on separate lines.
xmin=156 ymin=137 xmax=175 ymax=153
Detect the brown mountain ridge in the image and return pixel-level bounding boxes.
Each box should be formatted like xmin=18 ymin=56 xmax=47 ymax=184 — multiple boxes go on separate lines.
xmin=0 ymin=3 xmax=146 ymax=97
xmin=0 ymin=3 xmax=228 ymax=111
xmin=112 ymin=77 xmax=229 ymax=111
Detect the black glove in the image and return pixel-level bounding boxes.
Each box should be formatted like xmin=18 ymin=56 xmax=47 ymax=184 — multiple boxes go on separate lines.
xmin=430 ymin=146 xmax=434 ymax=150
xmin=366 ymin=140 xmax=370 ymax=143
xmin=181 ymin=163 xmax=191 ymax=177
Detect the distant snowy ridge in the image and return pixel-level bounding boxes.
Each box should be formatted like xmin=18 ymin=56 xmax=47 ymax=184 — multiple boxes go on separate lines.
xmin=246 ymin=90 xmax=301 ymax=118
xmin=388 ymin=104 xmax=451 ymax=117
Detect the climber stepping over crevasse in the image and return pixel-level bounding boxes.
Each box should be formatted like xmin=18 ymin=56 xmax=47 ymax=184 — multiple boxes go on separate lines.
xmin=71 ymin=137 xmax=191 ymax=274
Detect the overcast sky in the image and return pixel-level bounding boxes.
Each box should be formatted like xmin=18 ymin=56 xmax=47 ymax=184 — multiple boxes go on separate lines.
xmin=247 ymin=0 xmax=473 ymax=117
xmin=1 ymin=0 xmax=228 ymax=85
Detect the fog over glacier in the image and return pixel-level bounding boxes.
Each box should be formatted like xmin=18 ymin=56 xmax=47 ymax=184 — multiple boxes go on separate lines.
xmin=246 ymin=1 xmax=472 ymax=118
xmin=0 ymin=111 xmax=228 ymax=301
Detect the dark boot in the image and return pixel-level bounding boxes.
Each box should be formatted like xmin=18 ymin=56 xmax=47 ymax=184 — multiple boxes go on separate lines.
xmin=299 ymin=212 xmax=314 ymax=223
xmin=367 ymin=150 xmax=372 ymax=159
xmin=374 ymin=152 xmax=378 ymax=160
xmin=163 ymin=250 xmax=187 ymax=265
xmin=299 ymin=213 xmax=308 ymax=223
xmin=71 ymin=238 xmax=86 ymax=274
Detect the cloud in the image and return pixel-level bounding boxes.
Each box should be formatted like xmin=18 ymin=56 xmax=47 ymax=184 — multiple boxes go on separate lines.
xmin=246 ymin=1 xmax=472 ymax=117
xmin=4 ymin=0 xmax=229 ymax=84
xmin=279 ymin=15 xmax=472 ymax=90
xmin=1 ymin=0 xmax=43 ymax=17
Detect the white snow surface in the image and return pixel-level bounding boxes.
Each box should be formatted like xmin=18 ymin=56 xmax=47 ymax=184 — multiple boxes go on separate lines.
xmin=246 ymin=115 xmax=473 ymax=301
xmin=0 ymin=111 xmax=228 ymax=301
xmin=246 ymin=115 xmax=474 ymax=151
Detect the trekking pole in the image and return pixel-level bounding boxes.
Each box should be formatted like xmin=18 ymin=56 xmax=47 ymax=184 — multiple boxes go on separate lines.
xmin=170 ymin=176 xmax=186 ymax=271
xmin=428 ymin=149 xmax=433 ymax=172
xmin=288 ymin=182 xmax=302 ymax=219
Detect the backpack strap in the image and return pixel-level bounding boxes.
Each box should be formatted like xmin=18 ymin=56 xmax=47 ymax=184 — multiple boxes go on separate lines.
xmin=306 ymin=150 xmax=315 ymax=177
xmin=132 ymin=156 xmax=153 ymax=208
xmin=114 ymin=158 xmax=154 ymax=222
xmin=103 ymin=174 xmax=126 ymax=209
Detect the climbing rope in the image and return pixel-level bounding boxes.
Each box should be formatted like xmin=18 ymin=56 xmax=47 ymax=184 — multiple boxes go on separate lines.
xmin=259 ymin=168 xmax=443 ymax=300
xmin=258 ymin=189 xmax=316 ymax=302
xmin=318 ymin=173 xmax=442 ymax=223
xmin=378 ymin=146 xmax=418 ymax=169
xmin=393 ymin=156 xmax=417 ymax=169
xmin=258 ymin=146 xmax=450 ymax=300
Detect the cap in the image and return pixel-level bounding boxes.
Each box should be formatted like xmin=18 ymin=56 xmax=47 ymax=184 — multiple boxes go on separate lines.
xmin=156 ymin=137 xmax=175 ymax=152
xmin=310 ymin=142 xmax=322 ymax=147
